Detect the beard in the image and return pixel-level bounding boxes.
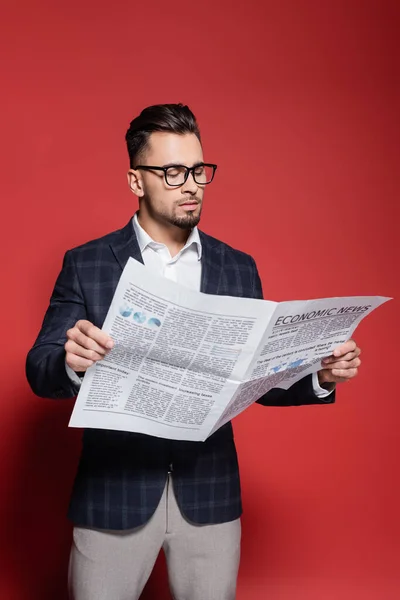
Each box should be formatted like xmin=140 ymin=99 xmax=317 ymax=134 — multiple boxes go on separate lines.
xmin=169 ymin=207 xmax=202 ymax=230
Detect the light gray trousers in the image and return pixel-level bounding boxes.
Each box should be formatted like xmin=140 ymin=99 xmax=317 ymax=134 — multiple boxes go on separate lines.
xmin=68 ymin=474 xmax=241 ymax=600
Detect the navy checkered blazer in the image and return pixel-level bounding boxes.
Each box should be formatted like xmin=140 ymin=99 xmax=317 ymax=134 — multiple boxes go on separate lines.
xmin=26 ymin=218 xmax=335 ymax=530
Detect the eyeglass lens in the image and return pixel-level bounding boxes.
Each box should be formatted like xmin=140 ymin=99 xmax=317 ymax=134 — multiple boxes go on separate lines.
xmin=166 ymin=165 xmax=214 ymax=185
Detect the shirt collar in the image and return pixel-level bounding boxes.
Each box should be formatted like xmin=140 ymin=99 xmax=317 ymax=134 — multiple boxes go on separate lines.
xmin=132 ymin=213 xmax=202 ymax=261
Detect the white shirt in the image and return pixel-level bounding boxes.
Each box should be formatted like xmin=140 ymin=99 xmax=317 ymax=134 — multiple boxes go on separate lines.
xmin=133 ymin=213 xmax=202 ymax=289
xmin=67 ymin=214 xmax=332 ymax=398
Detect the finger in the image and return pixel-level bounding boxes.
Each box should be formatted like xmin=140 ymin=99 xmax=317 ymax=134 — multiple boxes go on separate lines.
xmin=319 ymin=366 xmax=359 ymax=383
xmin=333 ymin=339 xmax=357 ymax=358
xmin=65 ymin=340 xmax=106 ymax=362
xmin=75 ymin=320 xmax=114 ymax=349
xmin=331 ymin=367 xmax=359 ymax=380
xmin=319 ymin=370 xmax=351 ymax=384
xmin=67 ymin=328 xmax=108 ymax=355
xmin=322 ymin=357 xmax=361 ymax=371
xmin=318 ymin=368 xmax=346 ymax=384
xmin=66 ymin=354 xmax=94 ymax=371
xmin=322 ymin=347 xmax=361 ymax=364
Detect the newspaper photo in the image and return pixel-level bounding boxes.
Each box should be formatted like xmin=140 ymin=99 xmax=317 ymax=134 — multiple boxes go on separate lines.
xmin=69 ymin=258 xmax=391 ymax=441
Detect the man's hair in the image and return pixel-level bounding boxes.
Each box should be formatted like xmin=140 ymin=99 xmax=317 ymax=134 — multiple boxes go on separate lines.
xmin=125 ymin=103 xmax=201 ymax=168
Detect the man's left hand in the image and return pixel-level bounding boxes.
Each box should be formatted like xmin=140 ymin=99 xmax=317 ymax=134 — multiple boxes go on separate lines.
xmin=318 ymin=339 xmax=361 ymax=387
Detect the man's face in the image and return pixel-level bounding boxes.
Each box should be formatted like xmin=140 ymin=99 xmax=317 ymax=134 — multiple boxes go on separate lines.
xmin=130 ymin=132 xmax=205 ymax=230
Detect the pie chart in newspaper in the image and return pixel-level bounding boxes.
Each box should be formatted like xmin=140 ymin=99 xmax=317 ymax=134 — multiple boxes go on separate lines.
xmin=147 ymin=317 xmax=162 ymax=328
xmin=119 ymin=305 xmax=133 ymax=318
xmin=133 ymin=311 xmax=146 ymax=324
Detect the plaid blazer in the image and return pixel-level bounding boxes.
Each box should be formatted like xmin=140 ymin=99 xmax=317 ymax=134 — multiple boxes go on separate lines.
xmin=26 ymin=218 xmax=335 ymax=529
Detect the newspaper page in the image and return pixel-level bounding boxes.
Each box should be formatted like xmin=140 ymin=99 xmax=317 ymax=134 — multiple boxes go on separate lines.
xmin=69 ymin=258 xmax=276 ymax=441
xmin=209 ymin=296 xmax=387 ymax=434
xmin=69 ymin=258 xmax=391 ymax=441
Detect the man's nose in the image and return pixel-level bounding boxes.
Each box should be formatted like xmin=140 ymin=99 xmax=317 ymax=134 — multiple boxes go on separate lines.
xmin=181 ymin=170 xmax=199 ymax=194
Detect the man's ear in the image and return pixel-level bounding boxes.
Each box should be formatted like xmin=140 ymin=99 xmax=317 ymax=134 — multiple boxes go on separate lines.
xmin=127 ymin=169 xmax=144 ymax=197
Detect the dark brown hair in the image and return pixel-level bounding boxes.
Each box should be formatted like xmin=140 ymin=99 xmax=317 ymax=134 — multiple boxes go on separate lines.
xmin=125 ymin=103 xmax=201 ymax=168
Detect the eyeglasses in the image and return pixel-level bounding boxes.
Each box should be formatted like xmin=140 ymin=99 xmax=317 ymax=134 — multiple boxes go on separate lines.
xmin=133 ymin=163 xmax=217 ymax=187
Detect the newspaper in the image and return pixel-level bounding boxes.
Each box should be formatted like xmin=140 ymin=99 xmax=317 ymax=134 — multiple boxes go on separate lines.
xmin=69 ymin=258 xmax=390 ymax=441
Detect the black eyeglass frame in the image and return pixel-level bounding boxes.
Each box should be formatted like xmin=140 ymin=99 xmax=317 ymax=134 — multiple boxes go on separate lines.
xmin=132 ymin=163 xmax=218 ymax=187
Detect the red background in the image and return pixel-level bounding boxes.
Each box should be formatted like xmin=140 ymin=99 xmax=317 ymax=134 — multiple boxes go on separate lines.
xmin=1 ymin=1 xmax=399 ymax=598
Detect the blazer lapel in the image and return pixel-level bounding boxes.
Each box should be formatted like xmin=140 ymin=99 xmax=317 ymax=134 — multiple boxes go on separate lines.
xmin=109 ymin=218 xmax=144 ymax=271
xmin=199 ymin=231 xmax=225 ymax=295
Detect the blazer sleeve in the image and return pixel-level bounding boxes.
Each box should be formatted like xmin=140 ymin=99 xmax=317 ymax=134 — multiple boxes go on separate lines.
xmin=26 ymin=250 xmax=87 ymax=399
xmin=249 ymin=257 xmax=336 ymax=408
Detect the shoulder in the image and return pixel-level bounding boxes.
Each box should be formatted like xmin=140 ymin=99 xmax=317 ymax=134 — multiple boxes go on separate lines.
xmin=64 ymin=221 xmax=131 ymax=258
xmin=199 ymin=230 xmax=257 ymax=267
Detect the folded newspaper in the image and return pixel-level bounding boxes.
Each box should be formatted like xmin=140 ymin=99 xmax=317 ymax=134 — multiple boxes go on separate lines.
xmin=69 ymin=258 xmax=390 ymax=441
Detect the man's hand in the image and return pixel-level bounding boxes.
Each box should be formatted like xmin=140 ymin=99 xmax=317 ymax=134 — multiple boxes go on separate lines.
xmin=65 ymin=320 xmax=114 ymax=373
xmin=318 ymin=339 xmax=361 ymax=388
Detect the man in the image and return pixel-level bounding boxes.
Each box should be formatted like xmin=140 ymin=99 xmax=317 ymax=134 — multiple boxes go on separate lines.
xmin=26 ymin=104 xmax=361 ymax=600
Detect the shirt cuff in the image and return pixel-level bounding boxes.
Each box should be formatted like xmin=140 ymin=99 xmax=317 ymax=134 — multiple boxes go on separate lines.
xmin=65 ymin=360 xmax=83 ymax=386
xmin=312 ymin=372 xmax=335 ymax=398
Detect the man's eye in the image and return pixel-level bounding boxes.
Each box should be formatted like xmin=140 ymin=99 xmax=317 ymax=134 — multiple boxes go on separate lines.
xmin=167 ymin=168 xmax=182 ymax=177
xmin=194 ymin=167 xmax=205 ymax=176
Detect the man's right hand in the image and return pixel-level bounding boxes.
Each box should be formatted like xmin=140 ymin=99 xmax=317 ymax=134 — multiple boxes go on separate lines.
xmin=65 ymin=320 xmax=114 ymax=373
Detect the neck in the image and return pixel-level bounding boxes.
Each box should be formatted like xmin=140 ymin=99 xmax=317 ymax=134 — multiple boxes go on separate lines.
xmin=137 ymin=210 xmax=191 ymax=258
